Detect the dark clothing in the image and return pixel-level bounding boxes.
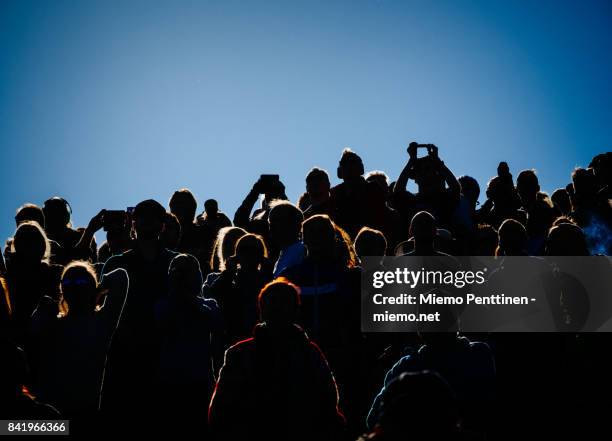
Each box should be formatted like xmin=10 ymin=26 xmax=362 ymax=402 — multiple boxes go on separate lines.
xmin=367 ymin=337 xmax=495 ymax=433
xmin=28 ymin=269 xmax=129 ymax=416
xmin=99 ymin=246 xmax=177 ymax=415
xmin=207 ymin=268 xmax=272 ymax=348
xmin=209 ymin=323 xmax=345 ymax=441
xmin=331 ymin=178 xmax=382 ymax=238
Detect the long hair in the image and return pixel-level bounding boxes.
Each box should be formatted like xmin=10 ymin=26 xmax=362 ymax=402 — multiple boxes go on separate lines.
xmin=209 ymin=226 xmax=247 ymax=272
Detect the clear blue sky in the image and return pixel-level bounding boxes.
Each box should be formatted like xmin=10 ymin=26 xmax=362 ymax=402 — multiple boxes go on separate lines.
xmin=1 ymin=0 xmax=610 ymax=244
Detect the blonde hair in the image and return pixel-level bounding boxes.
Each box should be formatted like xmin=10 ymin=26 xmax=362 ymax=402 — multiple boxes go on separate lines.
xmin=210 ymin=226 xmax=247 ymax=272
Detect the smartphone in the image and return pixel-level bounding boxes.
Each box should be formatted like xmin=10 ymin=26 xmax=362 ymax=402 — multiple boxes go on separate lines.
xmin=103 ymin=210 xmax=127 ymax=231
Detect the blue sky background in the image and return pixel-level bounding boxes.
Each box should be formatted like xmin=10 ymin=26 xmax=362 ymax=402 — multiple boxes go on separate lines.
xmin=1 ymin=0 xmax=611 ymax=245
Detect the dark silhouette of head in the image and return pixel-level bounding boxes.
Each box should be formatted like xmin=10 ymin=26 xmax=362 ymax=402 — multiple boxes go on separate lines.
xmin=302 ymin=214 xmax=336 ymax=261
xmin=169 ymin=188 xmax=197 ymax=226
xmin=458 ymin=175 xmax=480 ymax=206
xmin=571 ymin=167 xmax=598 ymax=207
xmin=516 ymin=170 xmax=540 ymax=209
xmin=551 ymin=188 xmax=571 ymax=216
xmin=258 ymin=278 xmax=300 ymax=327
xmin=204 ymin=199 xmax=219 ymax=217
xmin=333 ymin=223 xmax=358 ymax=268
xmin=161 ymin=212 xmax=181 ymax=251
xmin=305 ymin=167 xmax=331 ymax=204
xmin=366 ymin=170 xmax=390 ymax=195
xmin=526 ymin=197 xmax=555 ymax=237
xmin=337 ymin=148 xmax=364 ymax=182
xmin=60 ymin=261 xmax=98 ymax=314
xmin=210 ymin=226 xmax=247 ymax=272
xmin=354 ymin=227 xmax=387 ymax=259
xmin=474 ymin=224 xmax=498 ymax=256
xmin=12 ymin=221 xmax=50 ymax=264
xmin=233 ymin=233 xmax=268 ymax=271
xmin=589 ymin=152 xmax=612 ymax=189
xmin=168 ymin=253 xmax=203 ymax=298
xmin=14 ymin=204 xmax=45 ymax=228
xmin=268 ymin=200 xmax=304 ymax=249
xmin=486 ymin=176 xmax=515 ymax=208
xmin=42 ymin=197 xmax=71 ymax=232
xmin=133 ymin=199 xmax=166 ymax=241
xmin=378 ymin=370 xmax=459 ymax=439
xmin=546 ymin=223 xmax=589 ymax=256
xmin=498 ymin=219 xmax=527 ymax=256
xmin=409 ymin=211 xmax=436 ymax=252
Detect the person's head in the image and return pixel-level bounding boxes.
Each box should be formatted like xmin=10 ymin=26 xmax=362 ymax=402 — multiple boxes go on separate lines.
xmin=516 ymin=169 xmax=540 ymax=209
xmin=211 ymin=226 xmax=247 ymax=271
xmin=302 ymin=215 xmax=336 ymax=261
xmin=60 ymin=261 xmax=98 ymax=315
xmin=204 ymin=199 xmax=219 ymax=217
xmin=571 ymin=167 xmax=598 ymax=206
xmin=160 ymin=212 xmax=181 ymax=251
xmin=497 ymin=219 xmax=527 ymax=256
xmin=233 ymin=233 xmax=268 ymax=271
xmin=546 ymin=223 xmax=589 ymax=256
xmin=588 ymin=152 xmax=612 ymax=189
xmin=42 ymin=197 xmax=72 ymax=231
xmin=337 ymin=148 xmax=364 ymax=182
xmin=526 ymin=196 xmax=555 ymax=236
xmin=354 ymin=227 xmax=387 ymax=260
xmin=268 ymin=200 xmax=304 ymax=248
xmin=305 ymin=167 xmax=331 ymax=203
xmin=15 ymin=204 xmax=45 ymax=228
xmin=168 ymin=253 xmax=203 ymax=298
xmin=169 ymin=188 xmax=197 ymax=226
xmin=551 ymin=188 xmax=571 ymax=216
xmin=409 ymin=211 xmax=436 ymax=250
xmin=132 ymin=199 xmax=166 ymax=241
xmin=257 ymin=278 xmax=300 ymax=327
xmin=458 ymin=175 xmax=480 ymax=206
xmin=365 ymin=170 xmax=390 ymax=194
xmin=486 ymin=175 xmax=515 ymax=207
xmin=474 ymin=224 xmax=498 ymax=256
xmin=378 ymin=370 xmax=459 ymax=439
xmin=12 ymin=221 xmax=50 ymax=263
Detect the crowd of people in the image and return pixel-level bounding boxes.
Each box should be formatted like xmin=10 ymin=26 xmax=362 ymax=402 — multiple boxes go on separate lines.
xmin=0 ymin=145 xmax=610 ymax=439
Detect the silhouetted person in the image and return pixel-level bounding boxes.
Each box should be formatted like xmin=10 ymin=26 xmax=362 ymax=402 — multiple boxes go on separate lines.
xmin=234 ymin=175 xmax=288 ymax=240
xmin=403 ymin=211 xmax=448 ymax=257
xmin=169 ymin=188 xmax=208 ymax=267
xmin=569 ymin=167 xmax=611 ymax=254
xmin=330 ymin=148 xmax=381 ymax=238
xmin=154 ymin=253 xmax=223 ymax=434
xmin=43 ymin=197 xmax=95 ymax=264
xmin=76 ymin=209 xmax=133 ymax=268
xmin=393 ymin=143 xmax=460 ymax=231
xmin=478 ymin=175 xmax=526 ymax=229
xmin=354 ymin=227 xmax=387 ymax=264
xmin=29 ymin=262 xmax=128 ymax=419
xmin=100 ymin=199 xmax=177 ymax=424
xmin=472 ymin=223 xmax=498 ymax=256
xmin=497 ymin=218 xmax=528 ymax=256
xmin=209 ymin=279 xmax=345 ymax=441
xmin=298 ymin=167 xmax=334 ymax=219
xmin=546 ymin=223 xmax=589 ymax=256
xmin=366 ymin=334 xmax=494 ymax=435
xmin=208 ymin=233 xmax=272 ymax=347
xmin=361 ymin=371 xmax=460 ymax=441
xmin=197 ymin=199 xmax=232 ymax=270
xmin=202 ymin=226 xmax=248 ymax=297
xmin=268 ymin=200 xmax=305 ymax=277
xmin=4 ymin=221 xmax=62 ymax=343
xmin=551 ymin=188 xmax=572 ymax=217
